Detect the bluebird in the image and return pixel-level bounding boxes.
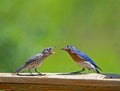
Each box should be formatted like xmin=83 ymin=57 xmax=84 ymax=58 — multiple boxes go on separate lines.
xmin=61 ymin=45 xmax=102 ymax=73
xmin=13 ymin=47 xmax=55 ymax=75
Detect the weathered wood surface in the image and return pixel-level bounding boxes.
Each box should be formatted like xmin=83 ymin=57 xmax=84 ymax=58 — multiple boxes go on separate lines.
xmin=0 ymin=73 xmax=120 ymax=91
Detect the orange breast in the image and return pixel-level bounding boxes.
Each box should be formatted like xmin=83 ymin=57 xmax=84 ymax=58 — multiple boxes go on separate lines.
xmin=67 ymin=50 xmax=84 ymax=63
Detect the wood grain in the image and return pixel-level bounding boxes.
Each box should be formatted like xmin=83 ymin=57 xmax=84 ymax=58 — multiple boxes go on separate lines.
xmin=0 ymin=73 xmax=120 ymax=91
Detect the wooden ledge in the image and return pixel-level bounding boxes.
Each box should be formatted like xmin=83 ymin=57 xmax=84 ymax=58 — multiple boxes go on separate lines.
xmin=0 ymin=73 xmax=120 ymax=91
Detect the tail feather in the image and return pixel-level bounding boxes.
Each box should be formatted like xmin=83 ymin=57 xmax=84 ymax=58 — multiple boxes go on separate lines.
xmin=96 ymin=65 xmax=102 ymax=71
xmin=95 ymin=68 xmax=100 ymax=73
xmin=13 ymin=65 xmax=25 ymax=74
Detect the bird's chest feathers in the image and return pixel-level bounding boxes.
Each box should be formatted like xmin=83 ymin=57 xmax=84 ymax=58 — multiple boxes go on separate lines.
xmin=68 ymin=52 xmax=84 ymax=63
xmin=27 ymin=56 xmax=45 ymax=68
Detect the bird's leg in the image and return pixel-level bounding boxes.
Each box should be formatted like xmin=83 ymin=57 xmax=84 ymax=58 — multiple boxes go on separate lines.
xmin=29 ymin=68 xmax=33 ymax=75
xmin=16 ymin=73 xmax=20 ymax=75
xmin=70 ymin=68 xmax=85 ymax=74
xmin=34 ymin=68 xmax=46 ymax=76
xmin=35 ymin=68 xmax=41 ymax=74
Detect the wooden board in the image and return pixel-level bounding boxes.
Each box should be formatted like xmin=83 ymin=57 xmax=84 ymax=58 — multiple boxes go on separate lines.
xmin=0 ymin=73 xmax=120 ymax=91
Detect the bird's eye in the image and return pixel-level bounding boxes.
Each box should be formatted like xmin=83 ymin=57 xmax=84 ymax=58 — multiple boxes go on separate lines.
xmin=67 ymin=45 xmax=69 ymax=48
xmin=49 ymin=48 xmax=52 ymax=51
xmin=47 ymin=48 xmax=52 ymax=51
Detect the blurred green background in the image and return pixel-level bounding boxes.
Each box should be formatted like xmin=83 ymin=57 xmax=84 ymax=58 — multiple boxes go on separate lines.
xmin=0 ymin=0 xmax=120 ymax=74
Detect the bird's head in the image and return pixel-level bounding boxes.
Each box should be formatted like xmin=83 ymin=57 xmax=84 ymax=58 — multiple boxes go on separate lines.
xmin=61 ymin=45 xmax=77 ymax=53
xmin=42 ymin=47 xmax=55 ymax=56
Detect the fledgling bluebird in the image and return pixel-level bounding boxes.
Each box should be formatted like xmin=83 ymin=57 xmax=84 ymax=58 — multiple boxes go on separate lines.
xmin=61 ymin=45 xmax=102 ymax=73
xmin=13 ymin=47 xmax=55 ymax=75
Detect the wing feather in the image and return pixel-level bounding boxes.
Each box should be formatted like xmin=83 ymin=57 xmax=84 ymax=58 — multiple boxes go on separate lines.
xmin=77 ymin=50 xmax=102 ymax=71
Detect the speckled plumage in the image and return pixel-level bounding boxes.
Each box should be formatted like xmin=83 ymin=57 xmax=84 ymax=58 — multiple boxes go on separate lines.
xmin=14 ymin=47 xmax=54 ymax=75
xmin=61 ymin=45 xmax=101 ymax=73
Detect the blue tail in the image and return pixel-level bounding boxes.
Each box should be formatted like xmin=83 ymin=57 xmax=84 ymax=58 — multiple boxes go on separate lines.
xmin=95 ymin=68 xmax=100 ymax=73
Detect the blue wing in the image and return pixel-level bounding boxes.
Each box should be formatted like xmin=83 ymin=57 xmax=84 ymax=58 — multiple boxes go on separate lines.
xmin=77 ymin=50 xmax=101 ymax=70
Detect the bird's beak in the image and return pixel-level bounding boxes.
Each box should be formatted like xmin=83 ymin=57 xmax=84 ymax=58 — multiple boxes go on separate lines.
xmin=52 ymin=47 xmax=56 ymax=54
xmin=61 ymin=47 xmax=66 ymax=50
xmin=52 ymin=47 xmax=55 ymax=54
xmin=52 ymin=51 xmax=55 ymax=54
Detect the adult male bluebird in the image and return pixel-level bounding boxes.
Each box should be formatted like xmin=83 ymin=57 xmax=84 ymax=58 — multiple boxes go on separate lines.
xmin=61 ymin=45 xmax=102 ymax=73
xmin=14 ymin=47 xmax=55 ymax=75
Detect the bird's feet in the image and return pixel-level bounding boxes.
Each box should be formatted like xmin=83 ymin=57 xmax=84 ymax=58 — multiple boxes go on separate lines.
xmin=34 ymin=68 xmax=46 ymax=76
xmin=70 ymin=71 xmax=82 ymax=75
xmin=70 ymin=68 xmax=85 ymax=75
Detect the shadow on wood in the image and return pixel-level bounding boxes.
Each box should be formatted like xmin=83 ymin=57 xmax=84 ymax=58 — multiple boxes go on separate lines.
xmin=103 ymin=73 xmax=120 ymax=79
xmin=0 ymin=73 xmax=120 ymax=91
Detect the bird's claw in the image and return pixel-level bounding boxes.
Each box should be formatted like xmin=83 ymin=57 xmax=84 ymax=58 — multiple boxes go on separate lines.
xmin=70 ymin=71 xmax=82 ymax=74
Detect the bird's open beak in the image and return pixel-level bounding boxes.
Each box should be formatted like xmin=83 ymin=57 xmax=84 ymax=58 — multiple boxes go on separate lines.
xmin=52 ymin=51 xmax=55 ymax=54
xmin=52 ymin=48 xmax=55 ymax=54
xmin=51 ymin=47 xmax=55 ymax=54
